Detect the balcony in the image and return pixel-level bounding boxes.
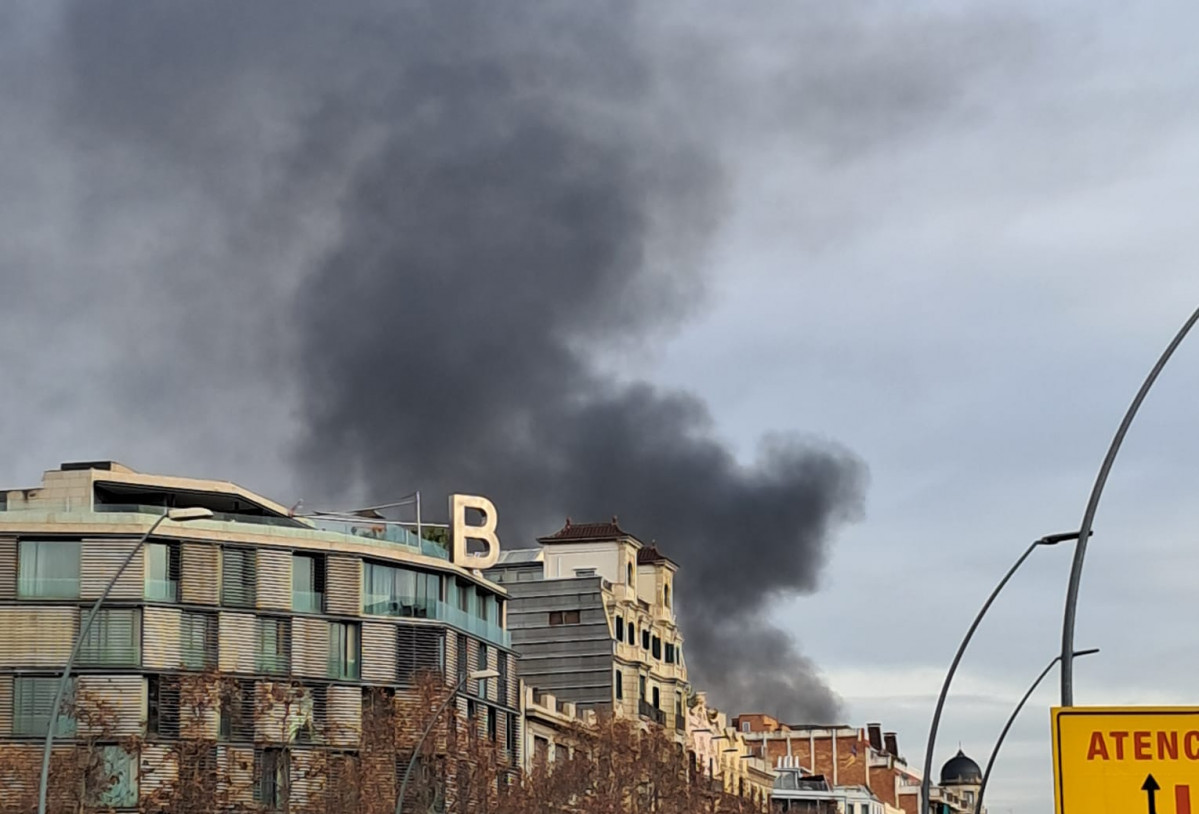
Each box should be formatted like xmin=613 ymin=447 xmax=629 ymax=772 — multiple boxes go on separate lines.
xmin=292 ymin=590 xmax=324 ymax=613
xmin=18 ymin=576 xmax=79 ymax=599
xmin=144 ymin=578 xmax=178 ymax=602
xmin=639 ymin=700 xmax=665 ymax=726
xmin=363 ymin=593 xmax=511 ymax=648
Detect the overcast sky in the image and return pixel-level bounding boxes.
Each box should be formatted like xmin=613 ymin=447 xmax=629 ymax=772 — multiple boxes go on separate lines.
xmin=4 ymin=2 xmax=1199 ymax=811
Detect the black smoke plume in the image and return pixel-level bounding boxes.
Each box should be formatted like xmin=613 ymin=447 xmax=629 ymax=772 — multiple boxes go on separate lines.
xmin=36 ymin=0 xmax=1041 ymax=720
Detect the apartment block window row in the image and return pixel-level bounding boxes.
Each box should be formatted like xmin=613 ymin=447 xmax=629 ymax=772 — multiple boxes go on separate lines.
xmin=145 ymin=541 xmax=180 ymax=601
xmin=222 ymin=546 xmax=257 ymax=607
xmin=548 ymin=610 xmax=579 ymax=626
xmin=18 ymin=539 xmax=80 ymax=598
xmin=181 ymin=611 xmax=219 ymax=670
xmin=328 ymin=620 xmax=359 ymax=680
xmin=364 ymin=560 xmax=440 ymax=617
xmin=292 ymin=552 xmax=325 ymax=613
xmin=80 ymin=608 xmax=141 ymax=666
xmin=12 ymin=676 xmax=75 ymax=737
xmin=256 ymin=616 xmax=291 ymax=675
xmin=397 ymin=625 xmax=444 ymax=686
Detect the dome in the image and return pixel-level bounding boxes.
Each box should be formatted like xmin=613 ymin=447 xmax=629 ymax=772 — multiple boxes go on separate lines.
xmin=940 ymin=749 xmax=983 ymax=786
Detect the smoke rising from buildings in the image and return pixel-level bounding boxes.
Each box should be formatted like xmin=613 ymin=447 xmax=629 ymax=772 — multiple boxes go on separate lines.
xmin=8 ymin=0 xmax=1032 ymax=719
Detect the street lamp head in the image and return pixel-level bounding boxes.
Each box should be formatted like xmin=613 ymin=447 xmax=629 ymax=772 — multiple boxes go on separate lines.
xmin=468 ymin=669 xmax=499 ymax=681
xmin=1037 ymin=530 xmax=1093 ymax=546
xmin=167 ymin=507 xmax=215 ymax=522
xmin=1073 ymin=647 xmax=1100 ymax=658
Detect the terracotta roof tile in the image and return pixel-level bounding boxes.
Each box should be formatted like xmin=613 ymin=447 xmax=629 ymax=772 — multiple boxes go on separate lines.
xmin=636 ymin=544 xmax=675 ymax=566
xmin=537 ymin=516 xmax=642 ymax=544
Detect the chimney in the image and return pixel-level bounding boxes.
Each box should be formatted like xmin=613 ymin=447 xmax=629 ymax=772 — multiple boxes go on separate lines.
xmin=867 ymin=723 xmax=884 ymax=752
xmin=884 ymin=732 xmax=899 ymax=757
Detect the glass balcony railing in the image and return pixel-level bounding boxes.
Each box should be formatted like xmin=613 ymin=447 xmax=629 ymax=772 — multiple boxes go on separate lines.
xmin=362 ymin=594 xmax=510 ymax=648
xmin=18 ymin=577 xmax=80 ymax=599
xmin=292 ymin=591 xmax=324 ymax=613
xmin=308 ymin=517 xmax=450 ymax=561
xmin=256 ymin=654 xmax=289 ymax=675
xmin=144 ymin=578 xmax=178 ymax=602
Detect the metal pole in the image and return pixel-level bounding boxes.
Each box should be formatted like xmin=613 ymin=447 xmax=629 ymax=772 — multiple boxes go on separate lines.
xmin=397 ymin=673 xmax=468 ymax=814
xmin=1061 ymin=306 xmax=1199 ymax=706
xmin=921 ymin=532 xmax=1079 ymax=814
xmin=975 ymin=649 xmax=1098 ymax=814
xmin=36 ymin=512 xmax=170 ymax=814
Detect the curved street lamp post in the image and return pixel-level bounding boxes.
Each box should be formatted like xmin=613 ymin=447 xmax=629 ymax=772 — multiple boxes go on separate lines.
xmin=921 ymin=531 xmax=1083 ymax=814
xmin=36 ymin=506 xmax=214 ymax=814
xmin=974 ymin=648 xmax=1099 ymax=814
xmin=396 ymin=668 xmax=500 ymax=814
xmin=1061 ymin=305 xmax=1199 ymax=706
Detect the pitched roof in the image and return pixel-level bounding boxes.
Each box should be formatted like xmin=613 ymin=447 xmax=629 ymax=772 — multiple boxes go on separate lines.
xmin=537 ymin=516 xmax=643 ymax=544
xmin=636 ymin=544 xmax=676 ymax=566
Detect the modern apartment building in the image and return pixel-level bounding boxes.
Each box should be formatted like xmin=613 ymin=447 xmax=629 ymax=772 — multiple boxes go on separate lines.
xmin=485 ymin=519 xmax=688 ymax=737
xmin=0 ymin=461 xmax=519 ymax=810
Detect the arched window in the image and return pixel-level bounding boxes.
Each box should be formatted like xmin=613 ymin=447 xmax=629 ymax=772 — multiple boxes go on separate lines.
xmin=663 ymin=583 xmax=671 ymax=608
xmin=626 ymin=562 xmax=633 ymax=585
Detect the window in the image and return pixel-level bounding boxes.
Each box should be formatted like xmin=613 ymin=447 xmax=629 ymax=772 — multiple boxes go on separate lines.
xmin=329 ymin=621 xmax=360 ymax=679
xmin=573 ymin=567 xmax=596 ymax=577
xmin=615 ymin=615 xmax=624 ymax=640
xmin=628 ymin=624 xmax=635 ymax=646
xmin=18 ymin=540 xmax=79 ymax=598
xmin=147 ymin=675 xmax=180 ymax=738
xmin=548 ymin=610 xmax=580 ymax=626
xmin=506 ymin=712 xmax=518 ymax=757
xmin=554 ymin=743 xmax=569 ymax=763
xmin=222 ymin=547 xmax=256 ymax=607
xmin=487 ymin=706 xmax=497 ymax=741
xmin=90 ymin=746 xmax=138 ymax=807
xmin=79 ymin=608 xmax=141 ymax=666
xmin=651 ymin=636 xmax=661 ymax=660
xmin=145 ymin=542 xmax=180 ymax=601
xmin=363 ymin=561 xmax=441 ymax=618
xmin=289 ymin=685 xmax=325 ymax=743
xmin=456 ymin=633 xmax=468 ymax=685
xmin=181 ymin=611 xmax=219 ymax=670
xmin=614 ymin=670 xmax=623 ymax=700
xmin=665 ymin=643 xmax=675 ymax=663
xmin=292 ymin=553 xmax=325 ymax=612
xmin=398 ymin=626 xmax=444 ymax=685
xmin=477 ymin=643 xmax=489 ymax=697
xmin=642 ymin=629 xmax=650 ymax=650
xmin=13 ymin=677 xmax=75 ymax=736
xmin=496 ymin=653 xmax=509 ymax=702
xmin=664 ymin=583 xmax=671 ymax=608
xmin=455 ymin=579 xmax=472 ymax=614
xmin=478 ymin=592 xmax=494 ymax=622
xmin=847 ymin=805 xmax=855 ymax=814
xmin=652 ymin=686 xmax=660 ymax=709
xmin=742 ymin=721 xmax=751 ymax=733
xmin=626 ymin=562 xmax=633 ymax=585
xmin=639 ymin=675 xmax=646 ymax=701
xmin=255 ymin=747 xmax=289 ymax=810
xmin=534 ymin=736 xmax=549 ymax=766
xmin=255 ymin=617 xmax=290 ymax=675
xmin=219 ymin=679 xmax=255 ymax=742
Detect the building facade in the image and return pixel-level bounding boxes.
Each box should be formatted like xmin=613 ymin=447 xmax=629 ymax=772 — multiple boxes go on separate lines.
xmin=0 ymin=461 xmax=519 ymax=810
xmin=485 ymin=519 xmax=688 ymax=737
xmin=688 ymin=692 xmax=776 ymax=807
xmin=735 ymin=717 xmax=926 ymax=814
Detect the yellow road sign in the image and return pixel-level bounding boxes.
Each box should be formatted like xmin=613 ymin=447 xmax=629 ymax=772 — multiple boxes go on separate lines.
xmin=1053 ymin=707 xmax=1199 ymax=814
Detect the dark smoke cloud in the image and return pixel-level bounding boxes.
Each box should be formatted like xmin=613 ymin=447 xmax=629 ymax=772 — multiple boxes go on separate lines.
xmin=29 ymin=0 xmax=1035 ymax=719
